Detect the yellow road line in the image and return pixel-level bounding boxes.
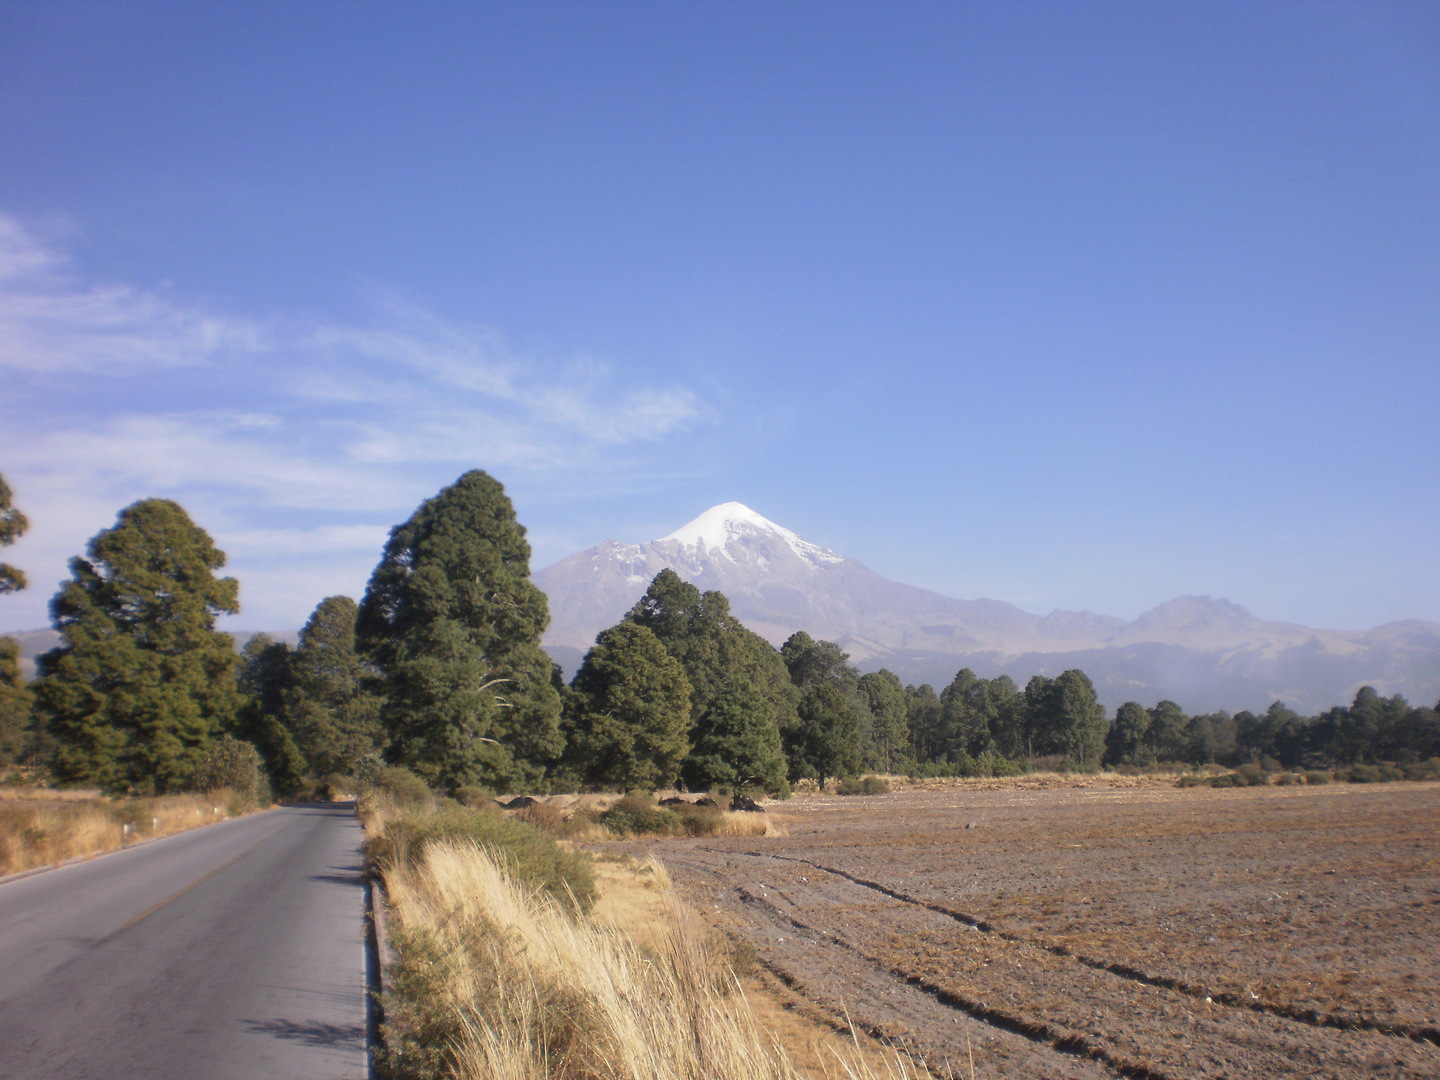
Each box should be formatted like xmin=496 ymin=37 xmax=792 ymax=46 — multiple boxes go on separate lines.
xmin=113 ymin=829 xmax=282 ymax=933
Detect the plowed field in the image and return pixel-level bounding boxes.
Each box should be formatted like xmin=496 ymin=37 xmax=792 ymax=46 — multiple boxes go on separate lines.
xmin=611 ymin=778 xmax=1440 ymax=1079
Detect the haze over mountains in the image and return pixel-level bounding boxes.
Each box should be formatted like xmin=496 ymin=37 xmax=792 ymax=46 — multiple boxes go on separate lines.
xmin=536 ymin=503 xmax=1440 ymax=715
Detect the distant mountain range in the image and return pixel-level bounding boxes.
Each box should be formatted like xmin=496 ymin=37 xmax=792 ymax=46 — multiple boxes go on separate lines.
xmin=8 ymin=504 xmax=1435 ymax=716
xmin=534 ymin=503 xmax=1440 ymax=715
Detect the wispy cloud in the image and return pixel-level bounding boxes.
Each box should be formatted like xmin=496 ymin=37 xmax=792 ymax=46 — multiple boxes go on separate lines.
xmin=0 ymin=212 xmax=713 ymax=629
xmin=0 ymin=215 xmax=261 ymax=375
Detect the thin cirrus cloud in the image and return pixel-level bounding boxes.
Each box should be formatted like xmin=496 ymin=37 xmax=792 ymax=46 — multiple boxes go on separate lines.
xmin=0 ymin=211 xmax=712 ymax=628
xmin=0 ymin=215 xmax=260 ymax=375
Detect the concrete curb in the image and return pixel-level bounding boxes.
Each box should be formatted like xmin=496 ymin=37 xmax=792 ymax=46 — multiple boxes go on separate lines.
xmin=361 ymin=818 xmax=395 ymax=1078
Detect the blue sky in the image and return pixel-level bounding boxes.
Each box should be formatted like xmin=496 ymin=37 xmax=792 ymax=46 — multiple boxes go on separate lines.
xmin=1 ymin=1 xmax=1437 ymax=634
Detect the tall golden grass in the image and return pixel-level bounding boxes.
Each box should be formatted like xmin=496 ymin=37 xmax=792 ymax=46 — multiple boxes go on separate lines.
xmin=381 ymin=840 xmax=931 ymax=1080
xmin=0 ymin=788 xmax=253 ymax=877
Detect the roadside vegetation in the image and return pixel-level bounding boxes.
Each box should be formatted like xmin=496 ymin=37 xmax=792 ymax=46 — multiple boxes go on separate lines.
xmin=0 ymin=775 xmax=272 ymax=878
xmin=359 ymin=769 xmax=929 ymax=1080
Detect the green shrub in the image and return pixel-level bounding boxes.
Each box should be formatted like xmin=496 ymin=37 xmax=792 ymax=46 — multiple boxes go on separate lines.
xmin=451 ymin=784 xmax=497 ymax=809
xmin=837 ymin=775 xmax=891 ymax=796
xmin=1177 ymin=772 xmax=1209 ymax=788
xmin=513 ymin=801 xmax=566 ymax=834
xmin=671 ymin=802 xmax=725 ymax=836
xmin=1340 ymin=764 xmax=1398 ymax=783
xmin=195 ymin=736 xmax=265 ymax=799
xmin=1274 ymin=772 xmax=1299 ymax=786
xmin=1401 ymin=758 xmax=1440 ymax=781
xmin=365 ymin=803 xmax=596 ymax=914
xmin=370 ymin=765 xmax=432 ymax=806
xmin=110 ymin=799 xmax=153 ymax=833
xmin=977 ymin=750 xmax=1026 ymax=777
xmin=598 ymin=794 xmax=682 ymax=837
xmin=1235 ymin=763 xmax=1269 ymax=786
xmin=1303 ymin=770 xmax=1332 ymax=785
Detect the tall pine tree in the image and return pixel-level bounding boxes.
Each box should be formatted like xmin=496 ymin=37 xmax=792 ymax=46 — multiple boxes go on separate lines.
xmin=358 ymin=471 xmax=562 ymax=791
xmin=0 ymin=473 xmax=30 ymax=765
xmin=35 ymin=500 xmax=241 ymax=794
xmin=565 ymin=621 xmax=692 ymax=791
xmin=285 ymin=596 xmax=384 ymax=777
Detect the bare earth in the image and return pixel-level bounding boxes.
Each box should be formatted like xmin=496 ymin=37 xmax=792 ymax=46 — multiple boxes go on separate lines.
xmin=604 ymin=777 xmax=1440 ymax=1080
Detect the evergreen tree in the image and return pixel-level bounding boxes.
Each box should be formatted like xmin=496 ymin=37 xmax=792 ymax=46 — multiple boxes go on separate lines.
xmin=780 ymin=631 xmax=857 ymax=693
xmin=626 ymin=570 xmax=799 ymax=730
xmin=0 ymin=473 xmax=31 ymax=764
xmin=939 ymin=667 xmax=995 ymax=760
xmin=285 ymin=596 xmax=384 ymax=777
xmin=906 ymin=683 xmax=944 ymax=763
xmin=34 ymin=500 xmax=241 ymax=794
xmin=780 ymin=631 xmax=872 ymax=772
xmin=986 ymin=675 xmax=1025 ymax=759
xmin=1146 ymin=700 xmax=1189 ymax=762
xmin=1105 ymin=701 xmax=1153 ymax=766
xmin=233 ymin=634 xmax=310 ymax=797
xmin=1183 ymin=711 xmax=1238 ymax=766
xmin=1054 ymin=669 xmax=1106 ymax=768
xmin=857 ymin=669 xmax=908 ymax=772
xmin=566 ymin=621 xmax=692 ymax=791
xmin=683 ymin=681 xmax=788 ymax=796
xmin=357 ymin=471 xmax=562 ymax=791
xmin=1021 ymin=674 xmax=1054 ymax=759
xmin=0 ymin=637 xmax=31 ymax=765
xmin=792 ymin=683 xmax=861 ymax=789
xmin=1022 ymin=670 xmax=1105 ymax=766
xmin=0 ymin=472 xmax=27 ymax=595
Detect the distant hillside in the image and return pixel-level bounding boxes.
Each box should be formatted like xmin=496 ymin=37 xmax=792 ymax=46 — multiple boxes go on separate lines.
xmin=535 ymin=503 xmax=1440 ymax=714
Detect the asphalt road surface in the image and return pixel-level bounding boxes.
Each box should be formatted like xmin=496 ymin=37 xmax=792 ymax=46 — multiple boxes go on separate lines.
xmin=0 ymin=803 xmax=369 ymax=1080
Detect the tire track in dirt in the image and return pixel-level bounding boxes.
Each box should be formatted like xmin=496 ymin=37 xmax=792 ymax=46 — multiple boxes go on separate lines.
xmin=659 ymin=845 xmax=1440 ymax=1079
xmin=656 ymin=847 xmax=1120 ymax=1080
xmin=733 ymin=881 xmax=1176 ymax=1080
xmin=744 ymin=847 xmax=1440 ymax=1049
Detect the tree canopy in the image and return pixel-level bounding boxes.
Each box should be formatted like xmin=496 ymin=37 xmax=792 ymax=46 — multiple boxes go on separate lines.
xmin=683 ymin=681 xmax=788 ymax=796
xmin=357 ymin=470 xmax=562 ymax=791
xmin=34 ymin=499 xmax=241 ymax=794
xmin=1105 ymin=701 xmax=1153 ymax=767
xmin=0 ymin=473 xmax=32 ymax=764
xmin=625 ymin=569 xmax=799 ymax=731
xmin=0 ymin=638 xmax=30 ymax=766
xmin=0 ymin=473 xmax=27 ymax=595
xmin=565 ymin=621 xmax=692 ymax=791
xmin=857 ymin=669 xmax=908 ymax=773
xmin=285 ymin=596 xmax=384 ymax=777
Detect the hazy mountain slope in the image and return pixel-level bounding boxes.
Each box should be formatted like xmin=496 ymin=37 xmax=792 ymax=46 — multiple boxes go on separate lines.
xmin=535 ymin=503 xmax=1440 ymax=713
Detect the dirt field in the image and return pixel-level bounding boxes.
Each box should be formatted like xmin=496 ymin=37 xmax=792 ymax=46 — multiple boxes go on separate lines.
xmin=600 ymin=777 xmax=1440 ymax=1079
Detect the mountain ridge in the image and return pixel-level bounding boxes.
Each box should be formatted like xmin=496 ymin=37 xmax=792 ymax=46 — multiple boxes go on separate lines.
xmin=534 ymin=503 xmax=1440 ymax=714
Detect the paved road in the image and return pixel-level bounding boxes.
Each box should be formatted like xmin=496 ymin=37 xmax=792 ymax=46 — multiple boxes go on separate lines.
xmin=0 ymin=803 xmax=369 ymax=1080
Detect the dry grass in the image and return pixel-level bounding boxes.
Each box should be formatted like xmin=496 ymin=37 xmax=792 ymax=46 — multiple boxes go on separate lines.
xmin=380 ymin=840 xmax=932 ymax=1080
xmin=708 ymin=810 xmax=784 ymax=838
xmin=0 ymin=788 xmax=257 ymax=877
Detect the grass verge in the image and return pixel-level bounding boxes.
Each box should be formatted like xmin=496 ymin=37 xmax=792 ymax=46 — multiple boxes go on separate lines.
xmin=374 ymin=836 xmax=934 ymax=1080
xmin=362 ymin=780 xmax=929 ymax=1080
xmin=0 ymin=786 xmax=266 ymax=877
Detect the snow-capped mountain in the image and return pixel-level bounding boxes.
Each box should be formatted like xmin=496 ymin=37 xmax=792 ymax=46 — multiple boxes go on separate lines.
xmin=534 ymin=503 xmax=1440 ymax=714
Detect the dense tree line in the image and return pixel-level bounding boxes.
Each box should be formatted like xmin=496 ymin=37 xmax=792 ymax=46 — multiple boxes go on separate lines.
xmin=1102 ymin=689 xmax=1440 ymax=770
xmin=3 ymin=467 xmax=1437 ymax=796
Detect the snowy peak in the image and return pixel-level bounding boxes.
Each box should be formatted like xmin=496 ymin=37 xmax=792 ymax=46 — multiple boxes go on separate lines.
xmin=659 ymin=502 xmax=844 ymax=569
